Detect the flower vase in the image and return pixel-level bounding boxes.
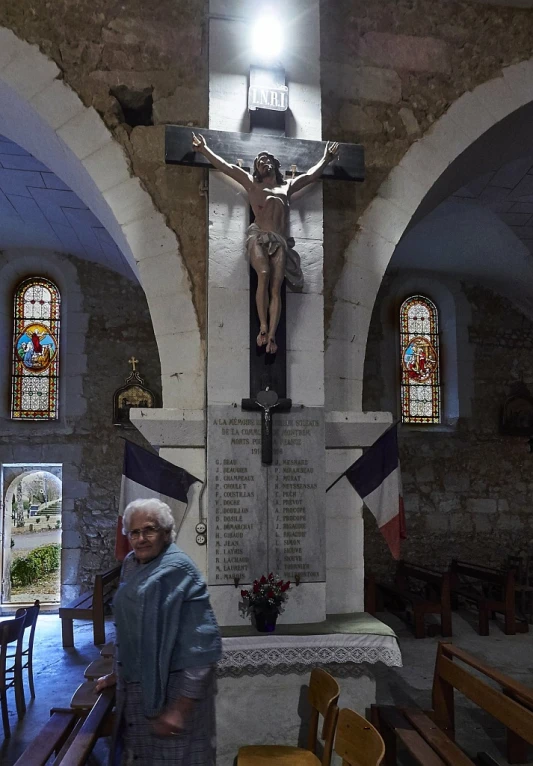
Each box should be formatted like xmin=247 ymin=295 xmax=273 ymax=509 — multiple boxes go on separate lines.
xmin=253 ymin=608 xmax=279 ymax=633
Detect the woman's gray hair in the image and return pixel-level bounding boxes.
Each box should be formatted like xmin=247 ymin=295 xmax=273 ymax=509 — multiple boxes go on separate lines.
xmin=122 ymin=498 xmax=176 ymax=541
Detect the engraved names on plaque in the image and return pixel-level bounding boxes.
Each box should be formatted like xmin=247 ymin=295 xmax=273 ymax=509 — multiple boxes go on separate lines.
xmin=207 ymin=405 xmax=325 ymax=585
xmin=271 ymin=412 xmax=325 ymax=582
xmin=207 ymin=406 xmax=266 ymax=585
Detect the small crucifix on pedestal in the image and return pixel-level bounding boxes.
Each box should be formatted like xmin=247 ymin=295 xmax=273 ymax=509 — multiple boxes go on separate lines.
xmin=242 ymin=388 xmax=291 ymax=465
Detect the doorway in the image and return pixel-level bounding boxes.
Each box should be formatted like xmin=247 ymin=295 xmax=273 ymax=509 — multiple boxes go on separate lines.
xmin=1 ymin=464 xmax=62 ymax=604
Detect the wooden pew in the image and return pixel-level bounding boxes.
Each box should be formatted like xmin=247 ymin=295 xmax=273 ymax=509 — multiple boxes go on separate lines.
xmin=59 ymin=565 xmax=121 ymax=647
xmin=449 ymin=559 xmax=526 ymax=636
xmin=13 ymin=688 xmax=115 ymax=765
xmin=377 ymin=561 xmax=452 ymax=638
xmin=12 ymin=710 xmax=78 ymax=765
xmin=55 ymin=688 xmax=115 ymax=766
xmin=372 ymin=641 xmax=533 ymax=766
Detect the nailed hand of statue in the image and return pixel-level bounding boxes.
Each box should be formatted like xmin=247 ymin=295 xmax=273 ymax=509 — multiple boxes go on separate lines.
xmin=192 ymin=132 xmax=207 ymax=152
xmin=325 ymin=141 xmax=339 ymax=162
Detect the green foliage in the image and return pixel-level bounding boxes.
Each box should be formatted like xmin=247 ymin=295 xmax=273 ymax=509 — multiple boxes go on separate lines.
xmin=10 ymin=544 xmax=60 ymax=587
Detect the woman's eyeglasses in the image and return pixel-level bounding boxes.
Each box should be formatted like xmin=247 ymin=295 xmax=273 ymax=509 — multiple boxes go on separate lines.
xmin=127 ymin=525 xmax=161 ymax=540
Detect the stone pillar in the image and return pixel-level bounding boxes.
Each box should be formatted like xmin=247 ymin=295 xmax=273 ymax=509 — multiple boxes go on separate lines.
xmin=207 ymin=0 xmax=326 ymax=625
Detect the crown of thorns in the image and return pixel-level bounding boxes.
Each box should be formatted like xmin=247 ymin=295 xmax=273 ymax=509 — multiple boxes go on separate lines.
xmin=253 ymin=152 xmax=283 ymax=183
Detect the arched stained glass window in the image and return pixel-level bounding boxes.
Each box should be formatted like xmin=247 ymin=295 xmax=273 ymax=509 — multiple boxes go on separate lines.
xmin=11 ymin=277 xmax=61 ymax=420
xmin=400 ymin=295 xmax=440 ymax=424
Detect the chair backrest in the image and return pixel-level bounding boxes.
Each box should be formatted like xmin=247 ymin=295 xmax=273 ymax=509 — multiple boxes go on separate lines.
xmin=15 ymin=599 xmax=40 ymax=653
xmin=0 ymin=612 xmax=27 ymax=682
xmin=306 ymin=668 xmax=341 ymax=765
xmin=333 ymin=708 xmax=385 ymax=766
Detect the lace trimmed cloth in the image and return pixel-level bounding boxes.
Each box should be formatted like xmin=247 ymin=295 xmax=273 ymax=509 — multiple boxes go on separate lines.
xmin=218 ymin=631 xmax=402 ymax=676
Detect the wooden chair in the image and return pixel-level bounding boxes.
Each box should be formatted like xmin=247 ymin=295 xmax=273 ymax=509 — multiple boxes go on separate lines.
xmin=237 ymin=668 xmax=340 ymax=765
xmin=334 ymin=708 xmax=385 ymax=766
xmin=10 ymin=599 xmax=40 ymax=713
xmin=0 ymin=611 xmax=27 ymax=738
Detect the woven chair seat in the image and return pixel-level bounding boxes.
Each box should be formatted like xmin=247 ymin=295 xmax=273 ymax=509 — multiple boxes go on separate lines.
xmin=238 ymin=745 xmax=321 ymax=765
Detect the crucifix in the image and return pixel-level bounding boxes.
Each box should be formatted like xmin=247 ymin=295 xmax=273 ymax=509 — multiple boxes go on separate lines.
xmin=128 ymin=356 xmax=139 ymax=372
xmin=242 ymin=388 xmax=291 ymax=465
xmin=165 ymin=66 xmax=364 ymax=465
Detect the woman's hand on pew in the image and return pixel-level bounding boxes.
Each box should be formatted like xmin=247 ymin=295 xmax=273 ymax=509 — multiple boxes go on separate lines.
xmin=95 ymin=673 xmax=117 ymax=693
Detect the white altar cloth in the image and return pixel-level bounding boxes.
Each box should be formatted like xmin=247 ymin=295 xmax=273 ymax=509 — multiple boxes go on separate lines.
xmin=218 ymin=612 xmax=402 ymax=673
xmin=220 ymin=631 xmax=401 ymax=670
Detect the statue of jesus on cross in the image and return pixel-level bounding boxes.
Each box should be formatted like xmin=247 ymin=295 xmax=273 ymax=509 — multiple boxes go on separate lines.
xmin=192 ymin=132 xmax=339 ymax=354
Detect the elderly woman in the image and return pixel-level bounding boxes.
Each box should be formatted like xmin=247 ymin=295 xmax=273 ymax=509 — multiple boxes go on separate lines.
xmin=95 ymin=498 xmax=221 ymax=765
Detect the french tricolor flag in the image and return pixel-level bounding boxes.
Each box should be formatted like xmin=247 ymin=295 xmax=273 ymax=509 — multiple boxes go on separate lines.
xmin=338 ymin=425 xmax=406 ymax=560
xmin=115 ymin=440 xmax=202 ymax=561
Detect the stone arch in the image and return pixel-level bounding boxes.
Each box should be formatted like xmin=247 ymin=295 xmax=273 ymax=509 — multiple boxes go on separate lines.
xmin=326 ymin=58 xmax=533 ymax=414
xmin=0 ymin=26 xmax=202 ymax=410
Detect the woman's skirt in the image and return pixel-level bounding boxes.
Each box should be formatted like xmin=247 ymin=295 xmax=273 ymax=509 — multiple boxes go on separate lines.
xmin=114 ymin=667 xmax=217 ymax=766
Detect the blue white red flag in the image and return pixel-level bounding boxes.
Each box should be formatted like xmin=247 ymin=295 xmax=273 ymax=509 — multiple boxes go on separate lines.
xmin=115 ymin=440 xmax=202 ymax=561
xmin=343 ymin=425 xmax=406 ymax=560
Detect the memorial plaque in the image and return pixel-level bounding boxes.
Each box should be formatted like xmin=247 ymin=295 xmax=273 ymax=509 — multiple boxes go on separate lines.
xmin=207 ymin=406 xmax=267 ymax=585
xmin=207 ymin=406 xmax=325 ymax=585
xmin=270 ymin=411 xmax=325 ymax=583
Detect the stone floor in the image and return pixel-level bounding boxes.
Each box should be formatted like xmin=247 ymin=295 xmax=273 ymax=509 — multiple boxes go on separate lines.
xmin=0 ymin=609 xmax=532 ymax=765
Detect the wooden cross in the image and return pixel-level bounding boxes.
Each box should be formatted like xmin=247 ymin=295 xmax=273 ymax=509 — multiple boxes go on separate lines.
xmin=165 ymin=126 xmax=364 ymax=182
xmin=165 ymin=109 xmax=365 ymax=461
xmin=128 ymin=356 xmax=139 ymax=372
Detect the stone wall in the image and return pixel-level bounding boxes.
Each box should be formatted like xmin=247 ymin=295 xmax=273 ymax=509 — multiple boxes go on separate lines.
xmin=0 ymin=0 xmax=208 ymax=336
xmin=321 ymin=0 xmax=533 ymax=326
xmin=0 ymin=250 xmax=161 ymax=599
xmin=363 ymin=279 xmax=533 ymax=577
xmin=3 ymin=2 xmax=533 ymax=334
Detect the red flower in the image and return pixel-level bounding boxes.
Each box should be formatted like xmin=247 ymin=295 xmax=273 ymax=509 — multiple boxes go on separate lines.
xmin=281 ymin=582 xmax=290 ymax=592
xmin=277 ymin=580 xmax=283 ymax=587
xmin=267 ymin=589 xmax=274 ymax=599
xmin=260 ymin=575 xmax=267 ymax=584
xmin=241 ymin=590 xmax=249 ymax=598
xmin=268 ymin=572 xmax=274 ymax=580
xmin=253 ymin=582 xmax=260 ymax=593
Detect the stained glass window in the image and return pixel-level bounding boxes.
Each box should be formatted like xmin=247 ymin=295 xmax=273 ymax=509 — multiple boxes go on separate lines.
xmin=11 ymin=278 xmax=61 ymax=420
xmin=400 ymin=295 xmax=440 ymax=424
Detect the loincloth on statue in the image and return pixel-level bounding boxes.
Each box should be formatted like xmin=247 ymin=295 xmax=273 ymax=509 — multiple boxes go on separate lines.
xmin=246 ymin=223 xmax=304 ymax=290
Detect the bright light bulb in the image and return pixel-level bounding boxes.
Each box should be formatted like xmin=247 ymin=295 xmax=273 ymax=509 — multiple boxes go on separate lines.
xmin=251 ymin=13 xmax=283 ymax=61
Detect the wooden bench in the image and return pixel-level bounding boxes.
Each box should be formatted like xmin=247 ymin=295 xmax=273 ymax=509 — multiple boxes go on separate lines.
xmin=59 ymin=565 xmax=121 ymax=647
xmin=372 ymin=641 xmax=533 ymax=766
xmin=377 ymin=561 xmax=452 ymax=639
xmin=12 ymin=688 xmax=115 ymax=766
xmin=449 ymin=559 xmax=527 ymax=636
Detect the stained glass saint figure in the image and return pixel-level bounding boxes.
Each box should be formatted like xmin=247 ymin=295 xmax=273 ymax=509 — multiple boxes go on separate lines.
xmin=11 ymin=277 xmax=60 ymax=420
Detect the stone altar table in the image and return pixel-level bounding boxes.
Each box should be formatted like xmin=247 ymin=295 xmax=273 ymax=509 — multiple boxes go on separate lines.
xmin=216 ymin=613 xmax=401 ymax=765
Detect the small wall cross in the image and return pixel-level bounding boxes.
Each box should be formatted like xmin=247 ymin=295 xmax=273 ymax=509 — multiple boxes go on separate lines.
xmin=128 ymin=356 xmax=139 ymax=372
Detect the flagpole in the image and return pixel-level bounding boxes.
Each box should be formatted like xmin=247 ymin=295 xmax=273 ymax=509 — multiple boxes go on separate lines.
xmin=325 ymin=418 xmax=401 ymax=493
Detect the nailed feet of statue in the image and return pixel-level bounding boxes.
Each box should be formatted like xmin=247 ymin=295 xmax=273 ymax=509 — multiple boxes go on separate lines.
xmin=256 ymin=328 xmax=277 ymax=354
xmin=266 ymin=336 xmax=277 ymax=354
xmin=257 ymin=327 xmax=268 ymax=348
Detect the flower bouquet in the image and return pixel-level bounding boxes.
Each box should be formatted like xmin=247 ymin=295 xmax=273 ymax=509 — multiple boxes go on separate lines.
xmin=240 ymin=573 xmax=291 ymax=632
